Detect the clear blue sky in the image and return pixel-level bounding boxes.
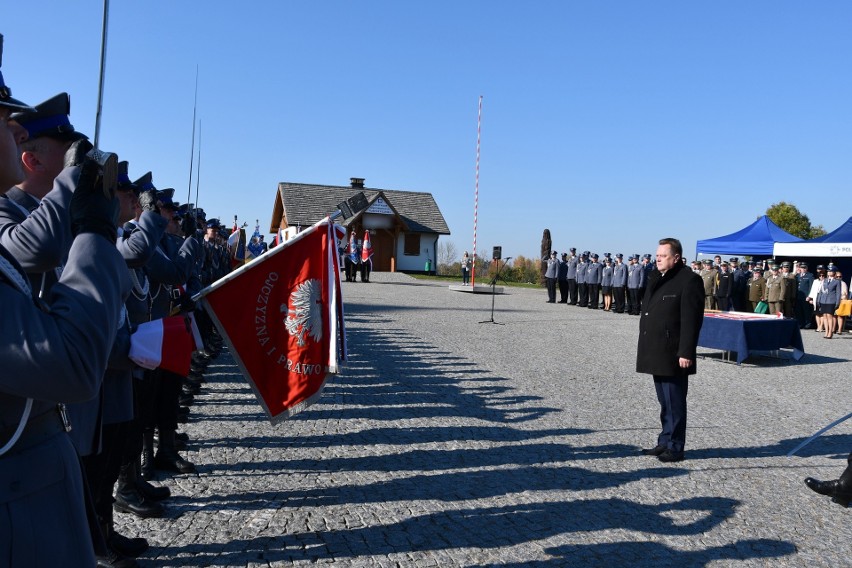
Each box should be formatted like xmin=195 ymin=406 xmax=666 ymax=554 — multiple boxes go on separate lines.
xmin=5 ymin=2 xmax=852 ymax=261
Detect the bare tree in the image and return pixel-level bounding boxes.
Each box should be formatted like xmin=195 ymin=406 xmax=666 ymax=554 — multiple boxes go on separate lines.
xmin=437 ymin=240 xmax=459 ymax=275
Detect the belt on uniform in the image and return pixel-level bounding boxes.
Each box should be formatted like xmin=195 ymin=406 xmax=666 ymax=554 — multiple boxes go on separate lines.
xmin=0 ymin=407 xmax=68 ymax=458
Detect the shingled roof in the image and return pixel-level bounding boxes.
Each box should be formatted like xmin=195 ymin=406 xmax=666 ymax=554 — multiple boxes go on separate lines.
xmin=271 ymin=182 xmax=451 ymax=235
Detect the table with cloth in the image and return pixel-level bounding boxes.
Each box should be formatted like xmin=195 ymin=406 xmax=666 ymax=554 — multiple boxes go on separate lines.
xmin=697 ymin=312 xmax=805 ymax=364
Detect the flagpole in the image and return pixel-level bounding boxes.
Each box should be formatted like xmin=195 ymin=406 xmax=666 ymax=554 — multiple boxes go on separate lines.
xmin=194 ymin=120 xmax=201 ymax=220
xmin=93 ymin=0 xmax=110 ymax=148
xmin=471 ymin=95 xmax=482 ymax=288
xmin=186 ymin=65 xmax=198 ymax=206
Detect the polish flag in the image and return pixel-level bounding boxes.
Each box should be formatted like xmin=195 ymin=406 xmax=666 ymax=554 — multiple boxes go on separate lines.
xmin=129 ymin=313 xmax=204 ymax=376
xmin=197 ymin=217 xmax=347 ymax=423
xmin=361 ymin=230 xmax=373 ymax=262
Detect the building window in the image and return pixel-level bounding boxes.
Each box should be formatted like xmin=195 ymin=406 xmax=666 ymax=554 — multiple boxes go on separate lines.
xmin=404 ymin=233 xmax=421 ymax=256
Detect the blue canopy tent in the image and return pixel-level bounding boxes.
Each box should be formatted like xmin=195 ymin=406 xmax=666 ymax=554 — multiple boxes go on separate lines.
xmin=696 ymin=215 xmax=802 ymax=257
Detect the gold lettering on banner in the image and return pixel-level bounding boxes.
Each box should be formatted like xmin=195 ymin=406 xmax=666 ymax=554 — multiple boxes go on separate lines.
xmin=255 ymin=272 xmax=279 ymax=353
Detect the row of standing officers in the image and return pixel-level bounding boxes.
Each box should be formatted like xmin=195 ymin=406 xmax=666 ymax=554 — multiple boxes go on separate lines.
xmin=0 ymin=37 xmax=232 ymax=568
xmin=545 ymin=249 xmax=654 ymax=315
xmin=545 ymin=249 xmax=821 ymax=329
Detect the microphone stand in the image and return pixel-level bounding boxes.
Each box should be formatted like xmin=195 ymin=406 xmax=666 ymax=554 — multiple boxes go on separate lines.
xmin=479 ymin=257 xmax=511 ymax=325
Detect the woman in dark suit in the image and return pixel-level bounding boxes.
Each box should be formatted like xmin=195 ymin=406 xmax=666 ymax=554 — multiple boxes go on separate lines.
xmin=816 ymin=267 xmax=841 ymax=338
xmin=636 ymin=238 xmax=705 ymax=463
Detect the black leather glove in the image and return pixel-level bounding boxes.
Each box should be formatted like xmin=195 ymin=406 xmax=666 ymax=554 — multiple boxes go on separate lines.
xmin=138 ymin=189 xmax=159 ymax=214
xmin=64 ymin=139 xmax=94 ymax=168
xmin=180 ymin=215 xmax=196 ymax=238
xmin=69 ymin=154 xmax=120 ymax=243
xmin=178 ymin=295 xmax=196 ymax=313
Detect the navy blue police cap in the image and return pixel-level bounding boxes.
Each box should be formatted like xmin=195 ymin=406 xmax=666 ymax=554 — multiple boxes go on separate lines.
xmin=0 ymin=35 xmax=35 ymax=112
xmin=156 ymin=188 xmax=177 ymax=209
xmin=206 ymin=218 xmax=221 ymax=229
xmin=591 ymin=253 xmax=599 ymax=259
xmin=117 ymin=161 xmax=138 ymax=194
xmin=643 ymin=254 xmax=652 ymax=260
xmin=616 ymin=253 xmax=623 ymax=259
xmin=134 ymin=172 xmax=156 ymax=193
xmin=11 ymin=92 xmax=87 ymax=142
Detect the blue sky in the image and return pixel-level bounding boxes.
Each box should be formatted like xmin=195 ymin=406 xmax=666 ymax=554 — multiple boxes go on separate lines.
xmin=4 ymin=2 xmax=852 ymax=261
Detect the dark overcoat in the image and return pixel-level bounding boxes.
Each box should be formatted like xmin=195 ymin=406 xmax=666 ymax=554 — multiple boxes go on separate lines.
xmin=636 ymin=262 xmax=705 ymax=377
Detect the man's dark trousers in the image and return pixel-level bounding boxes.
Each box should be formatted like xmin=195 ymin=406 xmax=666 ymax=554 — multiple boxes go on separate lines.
xmin=654 ymin=375 xmax=688 ymax=452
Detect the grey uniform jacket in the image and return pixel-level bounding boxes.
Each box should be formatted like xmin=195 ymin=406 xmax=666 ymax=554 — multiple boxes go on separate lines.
xmin=0 ymin=171 xmax=130 ymax=563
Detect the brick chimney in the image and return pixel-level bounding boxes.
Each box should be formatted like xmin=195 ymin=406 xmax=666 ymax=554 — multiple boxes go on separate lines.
xmin=350 ymin=177 xmax=365 ymax=189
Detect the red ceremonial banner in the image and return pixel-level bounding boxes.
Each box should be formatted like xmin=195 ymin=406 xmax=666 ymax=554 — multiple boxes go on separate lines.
xmin=198 ymin=218 xmax=346 ymax=423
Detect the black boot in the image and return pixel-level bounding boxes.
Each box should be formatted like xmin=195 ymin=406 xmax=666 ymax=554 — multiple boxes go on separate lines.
xmin=101 ymin=509 xmax=149 ymax=558
xmin=140 ymin=430 xmax=156 ymax=480
xmin=133 ymin=457 xmax=171 ymax=501
xmin=805 ymin=462 xmax=852 ymax=507
xmin=155 ymin=429 xmax=197 ymax=474
xmin=114 ymin=462 xmax=164 ymax=518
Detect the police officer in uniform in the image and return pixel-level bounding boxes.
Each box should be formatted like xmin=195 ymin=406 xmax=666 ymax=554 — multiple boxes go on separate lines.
xmin=586 ymin=253 xmax=602 ymax=309
xmin=781 ymin=261 xmax=796 ymax=317
xmin=0 ymin=45 xmax=130 ymax=564
xmin=566 ymin=247 xmax=578 ymax=304
xmin=576 ymin=251 xmax=589 ymax=307
xmin=795 ymin=261 xmax=815 ymax=328
xmin=557 ymin=252 xmax=569 ymax=303
xmin=627 ymin=254 xmax=642 ymax=315
xmin=612 ymin=253 xmax=627 ymax=313
xmin=543 ymin=250 xmax=558 ymax=303
xmin=714 ymin=260 xmax=733 ymax=311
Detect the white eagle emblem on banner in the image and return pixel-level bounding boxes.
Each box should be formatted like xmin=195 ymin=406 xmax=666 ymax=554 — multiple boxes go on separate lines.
xmin=281 ymin=279 xmax=323 ymax=346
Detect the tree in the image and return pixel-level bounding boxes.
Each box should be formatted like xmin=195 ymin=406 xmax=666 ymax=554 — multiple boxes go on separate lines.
xmin=436 ymin=240 xmax=459 ymax=275
xmin=540 ymin=229 xmax=552 ymax=286
xmin=764 ymin=202 xmax=826 ymax=240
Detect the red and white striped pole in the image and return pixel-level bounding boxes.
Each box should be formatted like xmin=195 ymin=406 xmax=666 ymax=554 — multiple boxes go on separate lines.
xmin=471 ymin=95 xmax=482 ymax=288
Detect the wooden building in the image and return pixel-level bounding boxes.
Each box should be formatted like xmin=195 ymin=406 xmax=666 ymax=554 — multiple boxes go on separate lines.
xmin=270 ymin=178 xmax=450 ymax=273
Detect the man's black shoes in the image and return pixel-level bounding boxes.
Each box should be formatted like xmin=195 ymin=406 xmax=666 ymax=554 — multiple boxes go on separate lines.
xmin=657 ymin=449 xmax=685 ymax=463
xmin=641 ymin=445 xmax=666 ymax=456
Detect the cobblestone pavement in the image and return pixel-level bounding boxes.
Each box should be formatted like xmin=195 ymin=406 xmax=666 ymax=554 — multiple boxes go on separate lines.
xmin=118 ymin=273 xmax=851 ymax=567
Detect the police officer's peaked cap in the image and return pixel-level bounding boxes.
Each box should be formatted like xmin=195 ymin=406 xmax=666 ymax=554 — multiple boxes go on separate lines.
xmin=195 ymin=207 xmax=206 ymax=220
xmin=134 ymin=172 xmax=156 ymax=192
xmin=799 ymin=262 xmax=808 ymax=268
xmin=643 ymin=254 xmax=651 ymax=260
xmin=117 ymin=161 xmax=138 ymax=193
xmin=583 ymin=251 xmax=590 ymax=256
xmin=0 ymin=35 xmax=35 ymax=112
xmin=591 ymin=253 xmax=599 ymax=259
xmin=828 ymin=264 xmax=837 ymax=271
xmin=12 ymin=92 xmax=87 ymax=142
xmin=570 ymin=247 xmax=576 ymax=253
xmin=156 ymin=188 xmax=176 ymax=209
xmin=616 ymin=253 xmax=623 ymax=259
xmin=551 ymin=251 xmax=557 ymax=255
xmin=816 ymin=264 xmax=825 ymax=270
xmin=561 ymin=252 xmax=568 ymax=258
xmin=206 ymin=218 xmax=221 ymax=229
xmin=730 ymin=257 xmax=739 ymax=263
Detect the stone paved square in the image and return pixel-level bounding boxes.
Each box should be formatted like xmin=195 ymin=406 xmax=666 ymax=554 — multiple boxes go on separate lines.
xmin=118 ymin=273 xmax=850 ymax=567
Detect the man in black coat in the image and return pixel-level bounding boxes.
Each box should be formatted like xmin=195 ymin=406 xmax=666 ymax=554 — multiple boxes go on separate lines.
xmin=636 ymin=238 xmax=704 ymax=462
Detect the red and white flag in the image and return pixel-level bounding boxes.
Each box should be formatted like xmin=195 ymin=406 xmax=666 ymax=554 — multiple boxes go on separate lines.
xmin=197 ymin=217 xmax=347 ymax=423
xmin=129 ymin=313 xmax=204 ymax=376
xmin=361 ymin=230 xmax=373 ymax=262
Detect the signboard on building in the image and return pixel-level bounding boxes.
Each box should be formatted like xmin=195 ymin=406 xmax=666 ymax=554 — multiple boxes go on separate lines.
xmin=366 ymin=197 xmax=394 ymax=215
